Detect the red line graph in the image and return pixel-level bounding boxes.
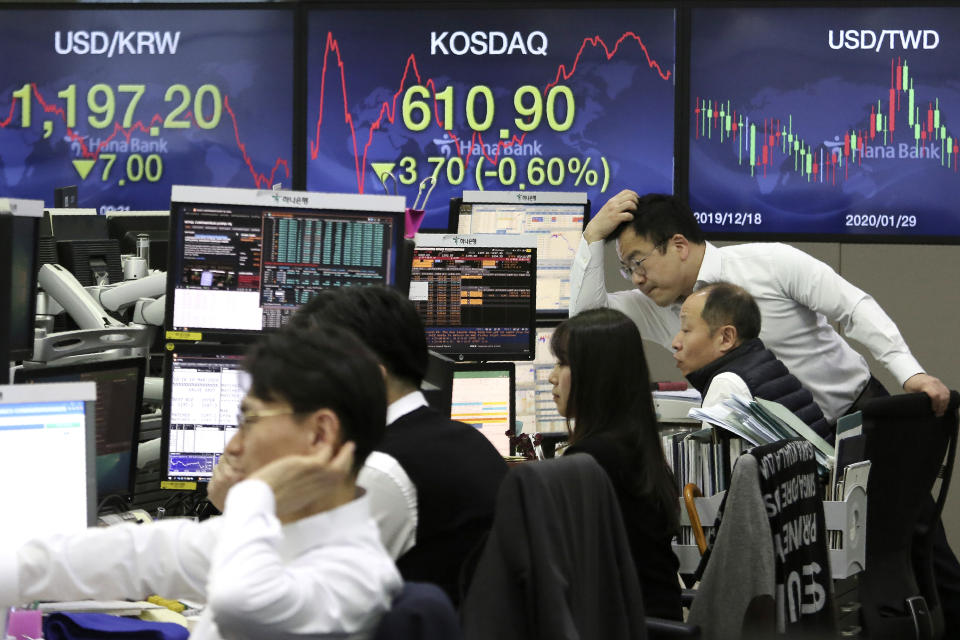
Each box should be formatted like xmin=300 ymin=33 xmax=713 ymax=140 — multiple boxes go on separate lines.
xmin=309 ymin=31 xmax=672 ymax=194
xmin=0 ymin=84 xmax=289 ymax=189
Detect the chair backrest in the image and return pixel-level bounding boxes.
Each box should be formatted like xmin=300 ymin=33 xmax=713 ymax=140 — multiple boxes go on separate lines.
xmin=689 ymin=438 xmax=834 ymax=638
xmin=371 ymin=581 xmax=461 ymax=640
xmin=460 ymin=454 xmax=647 ymax=640
xmin=859 ymin=390 xmax=960 ymax=640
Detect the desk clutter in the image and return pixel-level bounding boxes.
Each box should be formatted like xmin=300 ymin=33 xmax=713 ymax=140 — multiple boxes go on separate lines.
xmin=669 ymin=400 xmax=869 ymax=581
xmin=7 ymin=598 xmax=203 ymax=640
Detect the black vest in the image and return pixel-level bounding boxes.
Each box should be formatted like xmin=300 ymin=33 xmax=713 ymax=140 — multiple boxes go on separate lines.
xmin=686 ymin=338 xmax=832 ymax=439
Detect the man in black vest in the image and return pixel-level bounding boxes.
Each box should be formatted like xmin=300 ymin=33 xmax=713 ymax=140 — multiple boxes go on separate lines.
xmin=290 ymin=285 xmax=509 ymax=606
xmin=671 ymin=281 xmax=831 ymax=439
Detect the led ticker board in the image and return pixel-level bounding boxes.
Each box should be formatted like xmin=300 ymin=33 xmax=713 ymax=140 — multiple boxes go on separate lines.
xmin=306 ymin=8 xmax=676 ymax=230
xmin=0 ymin=9 xmax=293 ymax=213
xmin=690 ymin=8 xmax=960 ymax=239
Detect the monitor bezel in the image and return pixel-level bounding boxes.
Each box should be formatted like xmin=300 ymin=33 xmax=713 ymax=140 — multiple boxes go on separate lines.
xmin=165 ymin=185 xmax=407 ymax=342
xmin=159 ymin=341 xmax=250 ymax=485
xmin=14 ymin=357 xmax=147 ymax=502
xmin=447 ymin=191 xmax=589 ymax=318
xmin=412 ymin=233 xmax=538 ymax=362
xmin=450 ymin=360 xmax=517 ymax=456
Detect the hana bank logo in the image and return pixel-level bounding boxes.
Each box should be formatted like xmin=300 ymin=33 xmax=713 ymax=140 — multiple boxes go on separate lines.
xmin=431 ymin=133 xmax=543 ymax=158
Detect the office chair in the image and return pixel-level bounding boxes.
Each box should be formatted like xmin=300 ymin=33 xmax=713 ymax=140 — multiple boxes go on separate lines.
xmin=371 ymin=581 xmax=461 ymax=640
xmin=859 ymin=390 xmax=960 ymax=640
xmin=460 ymin=454 xmax=649 ymax=640
xmin=686 ymin=438 xmax=835 ymax=639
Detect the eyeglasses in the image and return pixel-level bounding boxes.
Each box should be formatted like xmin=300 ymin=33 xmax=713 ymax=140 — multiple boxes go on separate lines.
xmin=618 ymin=241 xmax=666 ymax=280
xmin=236 ymin=408 xmax=297 ymax=429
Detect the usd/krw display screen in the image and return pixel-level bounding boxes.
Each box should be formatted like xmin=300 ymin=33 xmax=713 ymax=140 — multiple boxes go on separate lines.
xmin=690 ymin=8 xmax=960 ymax=239
xmin=0 ymin=9 xmax=293 ymax=213
xmin=306 ymin=8 xmax=676 ymax=230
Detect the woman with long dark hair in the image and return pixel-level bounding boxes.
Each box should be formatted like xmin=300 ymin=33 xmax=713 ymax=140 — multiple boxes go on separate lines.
xmin=549 ymin=307 xmax=682 ymax=620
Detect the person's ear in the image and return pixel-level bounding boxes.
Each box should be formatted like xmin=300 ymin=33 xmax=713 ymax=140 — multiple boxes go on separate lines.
xmin=673 ymin=233 xmax=690 ymax=260
xmin=716 ymin=325 xmax=739 ymax=353
xmin=304 ymin=408 xmax=342 ymax=452
xmin=377 ymin=363 xmax=388 ymax=382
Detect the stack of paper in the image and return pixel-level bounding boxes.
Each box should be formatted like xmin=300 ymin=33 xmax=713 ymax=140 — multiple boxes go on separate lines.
xmin=688 ymin=395 xmax=835 ymax=472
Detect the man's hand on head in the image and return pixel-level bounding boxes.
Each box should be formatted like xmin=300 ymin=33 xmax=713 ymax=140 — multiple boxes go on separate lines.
xmin=207 ymin=455 xmax=246 ymax=513
xmin=250 ymin=441 xmax=356 ymax=523
xmin=583 ymin=189 xmax=639 ymax=243
xmin=904 ymin=373 xmax=951 ymax=417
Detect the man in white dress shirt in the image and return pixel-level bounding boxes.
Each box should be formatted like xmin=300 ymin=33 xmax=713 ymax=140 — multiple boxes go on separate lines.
xmin=0 ymin=324 xmax=402 ymax=640
xmin=570 ymin=190 xmax=950 ymax=424
xmin=571 ymin=190 xmax=959 ymax=632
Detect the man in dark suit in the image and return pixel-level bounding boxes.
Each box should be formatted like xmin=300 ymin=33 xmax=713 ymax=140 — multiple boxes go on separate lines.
xmin=291 ymin=285 xmax=509 ymax=606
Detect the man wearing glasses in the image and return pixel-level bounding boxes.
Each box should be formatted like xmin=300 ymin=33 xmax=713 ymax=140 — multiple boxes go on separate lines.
xmin=0 ymin=325 xmax=401 ymax=640
xmin=571 ymin=190 xmax=949 ymax=424
xmin=572 ymin=191 xmax=960 ymax=634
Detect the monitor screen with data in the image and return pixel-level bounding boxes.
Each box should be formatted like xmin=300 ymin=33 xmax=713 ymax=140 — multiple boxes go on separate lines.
xmin=166 ymin=185 xmax=405 ymax=336
xmin=0 ymin=382 xmax=96 ymax=548
xmin=15 ymin=358 xmax=145 ymax=501
xmin=161 ymin=344 xmax=248 ymax=483
xmin=410 ymin=234 xmax=536 ymax=361
xmin=450 ymin=362 xmax=515 ymax=457
xmin=452 ymin=191 xmax=587 ymax=314
xmin=689 ymin=6 xmax=960 ymax=240
xmin=514 ymin=324 xmax=567 ymax=434
xmin=304 ymin=6 xmax=676 ymax=231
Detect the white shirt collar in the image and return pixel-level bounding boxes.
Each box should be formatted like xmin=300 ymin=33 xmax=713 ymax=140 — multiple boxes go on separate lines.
xmin=693 ymin=241 xmax=721 ymax=291
xmin=386 ymin=390 xmax=429 ymax=425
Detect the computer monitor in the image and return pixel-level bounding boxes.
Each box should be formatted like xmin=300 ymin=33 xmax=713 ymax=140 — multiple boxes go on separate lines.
xmin=46 ymin=208 xmax=123 ymax=286
xmin=160 ymin=343 xmax=249 ymax=483
xmin=450 ymin=362 xmax=516 ymax=457
xmin=165 ymin=185 xmax=406 ymax=336
xmin=0 ymin=381 xmax=97 ymax=549
xmin=106 ymin=211 xmax=170 ymax=271
xmin=15 ymin=357 xmax=146 ymax=502
xmin=514 ymin=323 xmax=568 ymax=435
xmin=410 ymin=233 xmax=537 ymax=361
xmin=451 ymin=191 xmax=588 ymax=315
xmin=0 ymin=199 xmax=43 ymax=373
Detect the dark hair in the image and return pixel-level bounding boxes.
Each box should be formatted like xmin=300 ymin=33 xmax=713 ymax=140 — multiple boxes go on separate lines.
xmin=699 ymin=282 xmax=761 ymax=342
xmin=289 ymin=285 xmax=429 ymax=388
xmin=611 ymin=193 xmax=705 ymax=247
xmin=244 ymin=323 xmax=386 ymax=473
xmin=551 ymin=308 xmax=679 ymax=530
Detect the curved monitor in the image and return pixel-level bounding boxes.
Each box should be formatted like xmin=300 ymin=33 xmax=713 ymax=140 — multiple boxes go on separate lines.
xmin=411 ymin=233 xmax=537 ymax=361
xmin=165 ymin=185 xmax=406 ymax=338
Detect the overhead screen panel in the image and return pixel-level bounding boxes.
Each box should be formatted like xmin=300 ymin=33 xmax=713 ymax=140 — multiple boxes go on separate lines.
xmin=0 ymin=9 xmax=293 ymax=212
xmin=306 ymin=8 xmax=676 ymax=230
xmin=689 ymin=7 xmax=960 ymax=239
